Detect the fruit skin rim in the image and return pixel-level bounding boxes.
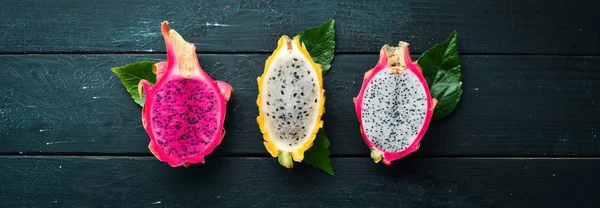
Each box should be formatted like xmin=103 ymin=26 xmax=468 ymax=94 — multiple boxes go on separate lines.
xmin=256 ymin=35 xmax=326 ymax=164
xmin=353 ymin=43 xmax=434 ymax=166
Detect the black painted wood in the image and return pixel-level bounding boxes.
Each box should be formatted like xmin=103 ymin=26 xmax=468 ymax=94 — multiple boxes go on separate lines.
xmin=1 ymin=54 xmax=598 ymax=156
xmin=2 ymin=0 xmax=599 ymax=54
xmin=2 ymin=0 xmax=597 ymax=207
xmin=1 ymin=156 xmax=597 ymax=207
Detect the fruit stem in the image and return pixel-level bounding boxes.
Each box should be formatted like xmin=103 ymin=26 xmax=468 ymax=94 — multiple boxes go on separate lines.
xmin=370 ymin=149 xmax=383 ymax=163
xmin=278 ymin=153 xmax=294 ymax=168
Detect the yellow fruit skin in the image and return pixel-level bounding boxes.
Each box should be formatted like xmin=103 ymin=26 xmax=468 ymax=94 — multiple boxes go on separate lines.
xmin=256 ymin=35 xmax=325 ymax=167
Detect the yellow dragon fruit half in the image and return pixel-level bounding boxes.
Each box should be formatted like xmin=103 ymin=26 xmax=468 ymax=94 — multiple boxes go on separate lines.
xmin=256 ymin=35 xmax=326 ymax=168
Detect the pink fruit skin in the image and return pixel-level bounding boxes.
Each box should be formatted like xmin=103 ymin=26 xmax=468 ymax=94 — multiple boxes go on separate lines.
xmin=353 ymin=44 xmax=434 ymax=166
xmin=139 ymin=21 xmax=233 ymax=167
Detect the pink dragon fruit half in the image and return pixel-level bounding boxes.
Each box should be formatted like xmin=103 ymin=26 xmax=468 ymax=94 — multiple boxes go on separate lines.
xmin=353 ymin=42 xmax=437 ymax=166
xmin=138 ymin=21 xmax=233 ymax=167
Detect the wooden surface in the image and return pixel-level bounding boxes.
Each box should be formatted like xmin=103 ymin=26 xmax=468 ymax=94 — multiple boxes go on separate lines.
xmin=1 ymin=0 xmax=599 ymax=207
xmin=1 ymin=0 xmax=599 ymax=54
xmin=1 ymin=157 xmax=597 ymax=207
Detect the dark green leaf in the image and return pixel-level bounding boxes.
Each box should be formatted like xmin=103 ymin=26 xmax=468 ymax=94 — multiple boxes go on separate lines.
xmin=303 ymin=129 xmax=334 ymax=176
xmin=296 ymin=20 xmax=336 ymax=175
xmin=297 ymin=19 xmax=336 ymax=75
xmin=111 ymin=61 xmax=156 ymax=107
xmin=417 ymin=31 xmax=463 ymax=120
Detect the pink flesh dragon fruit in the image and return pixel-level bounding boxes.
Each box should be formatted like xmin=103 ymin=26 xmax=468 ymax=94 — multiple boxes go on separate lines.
xmin=138 ymin=21 xmax=233 ymax=167
xmin=353 ymin=42 xmax=437 ymax=166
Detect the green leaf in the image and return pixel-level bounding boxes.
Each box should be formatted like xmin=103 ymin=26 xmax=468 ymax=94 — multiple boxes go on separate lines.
xmin=303 ymin=129 xmax=334 ymax=176
xmin=417 ymin=31 xmax=463 ymax=120
xmin=111 ymin=61 xmax=156 ymax=107
xmin=297 ymin=19 xmax=336 ymax=75
xmin=295 ymin=20 xmax=336 ymax=175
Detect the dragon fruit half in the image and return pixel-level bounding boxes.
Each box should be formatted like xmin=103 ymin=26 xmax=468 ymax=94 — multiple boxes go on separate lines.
xmin=138 ymin=21 xmax=233 ymax=167
xmin=256 ymin=35 xmax=325 ymax=168
xmin=354 ymin=42 xmax=437 ymax=166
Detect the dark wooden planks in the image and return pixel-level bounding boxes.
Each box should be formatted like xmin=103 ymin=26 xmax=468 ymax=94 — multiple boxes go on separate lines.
xmin=1 ymin=54 xmax=598 ymax=156
xmin=1 ymin=0 xmax=599 ymax=54
xmin=1 ymin=156 xmax=598 ymax=207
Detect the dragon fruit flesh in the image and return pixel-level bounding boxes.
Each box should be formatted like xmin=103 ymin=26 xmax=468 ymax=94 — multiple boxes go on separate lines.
xmin=138 ymin=21 xmax=233 ymax=167
xmin=353 ymin=42 xmax=437 ymax=166
xmin=256 ymin=35 xmax=325 ymax=168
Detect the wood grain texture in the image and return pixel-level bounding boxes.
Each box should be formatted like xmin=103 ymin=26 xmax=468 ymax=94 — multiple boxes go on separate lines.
xmin=1 ymin=156 xmax=598 ymax=208
xmin=1 ymin=0 xmax=599 ymax=54
xmin=1 ymin=54 xmax=598 ymax=156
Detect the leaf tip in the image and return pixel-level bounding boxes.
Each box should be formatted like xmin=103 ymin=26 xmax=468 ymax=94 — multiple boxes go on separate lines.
xmin=325 ymin=169 xmax=335 ymax=176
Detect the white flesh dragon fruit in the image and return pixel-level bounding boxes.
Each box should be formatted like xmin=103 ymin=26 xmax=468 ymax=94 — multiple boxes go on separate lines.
xmin=256 ymin=35 xmax=325 ymax=168
xmin=354 ymin=42 xmax=437 ymax=165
